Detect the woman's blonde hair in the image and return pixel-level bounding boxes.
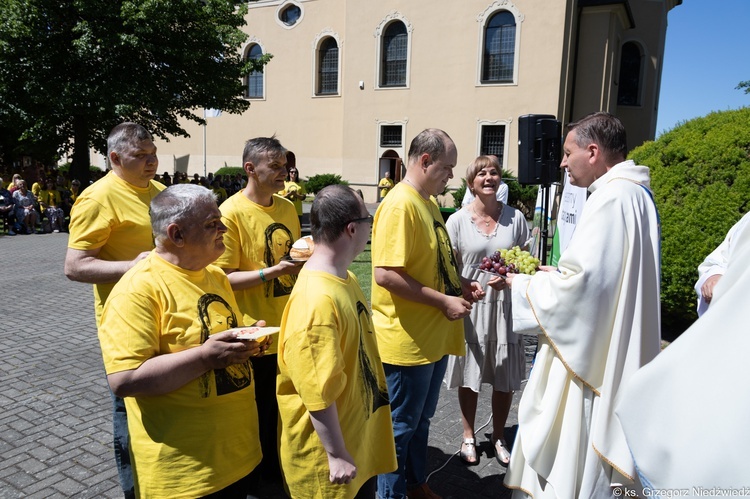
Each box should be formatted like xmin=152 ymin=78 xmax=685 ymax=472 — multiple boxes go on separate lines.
xmin=465 ymin=155 xmax=502 ymax=194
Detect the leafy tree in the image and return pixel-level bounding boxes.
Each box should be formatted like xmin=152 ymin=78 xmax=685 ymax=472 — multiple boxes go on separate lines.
xmin=629 ymin=107 xmax=750 ymax=339
xmin=737 ymin=80 xmax=750 ymax=94
xmin=0 ymin=0 xmax=270 ymax=185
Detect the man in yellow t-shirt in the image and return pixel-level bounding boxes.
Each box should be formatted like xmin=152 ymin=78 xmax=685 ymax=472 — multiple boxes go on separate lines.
xmin=372 ymin=129 xmax=483 ymax=499
xmin=64 ymin=122 xmax=165 ymax=499
xmin=378 ymin=171 xmax=395 ymax=200
xmin=278 ymin=184 xmax=397 ymax=499
xmin=100 ymin=184 xmax=267 ymax=497
xmin=216 ymin=135 xmax=302 ymax=487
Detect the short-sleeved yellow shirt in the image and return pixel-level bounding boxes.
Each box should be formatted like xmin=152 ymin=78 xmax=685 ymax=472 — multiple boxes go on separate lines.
xmin=99 ymin=253 xmax=261 ymax=497
xmin=278 ymin=268 xmax=396 ymax=498
xmin=371 ymin=182 xmax=465 ymax=365
xmin=216 ymin=192 xmax=301 ymax=355
xmin=67 ymin=172 xmax=165 ymax=325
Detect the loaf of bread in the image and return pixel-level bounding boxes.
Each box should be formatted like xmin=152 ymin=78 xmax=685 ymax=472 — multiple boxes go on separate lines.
xmin=289 ymin=235 xmax=315 ymax=260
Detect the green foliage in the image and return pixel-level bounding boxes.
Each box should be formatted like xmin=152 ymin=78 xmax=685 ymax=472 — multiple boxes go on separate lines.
xmin=348 ymin=244 xmax=372 ymax=302
xmin=0 ymin=0 xmax=270 ymax=185
xmin=629 ymin=107 xmax=750 ymax=337
xmin=304 ymin=173 xmax=349 ymax=195
xmin=737 ymin=80 xmax=750 ymax=94
xmin=57 ymin=162 xmax=103 ymax=173
xmin=451 ymin=179 xmax=467 ymax=209
xmin=215 ymin=166 xmax=245 ymax=177
xmin=504 ymin=169 xmax=539 ymax=218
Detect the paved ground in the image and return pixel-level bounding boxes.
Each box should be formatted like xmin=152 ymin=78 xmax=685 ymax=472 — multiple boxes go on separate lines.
xmin=0 ymin=230 xmax=536 ymax=498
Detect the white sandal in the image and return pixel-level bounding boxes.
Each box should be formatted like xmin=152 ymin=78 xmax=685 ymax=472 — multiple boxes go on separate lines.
xmin=494 ymin=438 xmax=511 ymax=465
xmin=459 ymin=437 xmax=479 ymax=465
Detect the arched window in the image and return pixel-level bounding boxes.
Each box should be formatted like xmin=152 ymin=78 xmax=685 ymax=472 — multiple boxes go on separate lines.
xmin=482 ymin=11 xmax=516 ymax=83
xmin=247 ymin=44 xmax=264 ymax=99
xmin=618 ymin=41 xmax=642 ymax=106
xmin=317 ymin=37 xmax=339 ymax=95
xmin=380 ymin=21 xmax=408 ymax=87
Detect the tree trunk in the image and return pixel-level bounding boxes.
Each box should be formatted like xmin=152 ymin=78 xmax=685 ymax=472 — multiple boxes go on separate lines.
xmin=70 ymin=115 xmax=92 ymax=190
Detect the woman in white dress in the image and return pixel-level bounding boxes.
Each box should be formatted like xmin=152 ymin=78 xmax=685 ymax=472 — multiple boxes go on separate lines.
xmin=445 ymin=155 xmax=529 ymax=466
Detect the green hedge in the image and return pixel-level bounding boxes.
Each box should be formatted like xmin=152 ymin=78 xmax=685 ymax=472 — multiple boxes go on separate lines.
xmin=305 ymin=173 xmax=348 ymax=194
xmin=630 ymin=107 xmax=750 ymax=338
xmin=215 ymin=166 xmax=245 ymax=177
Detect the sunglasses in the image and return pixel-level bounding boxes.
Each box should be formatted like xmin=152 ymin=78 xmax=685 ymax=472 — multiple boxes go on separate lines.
xmin=346 ymin=215 xmax=373 ymax=225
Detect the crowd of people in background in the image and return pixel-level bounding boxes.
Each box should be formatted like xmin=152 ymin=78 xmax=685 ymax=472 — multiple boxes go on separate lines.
xmin=0 ymin=165 xmax=248 ymax=237
xmin=0 ymin=166 xmax=95 ymax=235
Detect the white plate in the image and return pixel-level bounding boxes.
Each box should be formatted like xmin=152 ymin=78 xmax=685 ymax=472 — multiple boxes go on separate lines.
xmin=226 ymin=327 xmax=281 ymax=340
xmin=281 ymin=257 xmax=308 ymax=264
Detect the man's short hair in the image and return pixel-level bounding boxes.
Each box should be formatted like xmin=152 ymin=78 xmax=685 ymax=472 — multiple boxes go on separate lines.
xmin=407 ymin=128 xmax=453 ymax=165
xmin=107 ymin=122 xmax=153 ymax=157
xmin=311 ymin=184 xmax=365 ymax=244
xmin=465 ymin=155 xmax=502 ymax=190
xmin=242 ymin=136 xmax=287 ymax=169
xmin=151 ymin=184 xmax=218 ymax=245
xmin=567 ymin=112 xmax=628 ymax=161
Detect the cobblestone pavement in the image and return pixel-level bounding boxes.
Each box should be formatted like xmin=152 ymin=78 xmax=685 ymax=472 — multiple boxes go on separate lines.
xmin=0 ymin=232 xmax=535 ymax=498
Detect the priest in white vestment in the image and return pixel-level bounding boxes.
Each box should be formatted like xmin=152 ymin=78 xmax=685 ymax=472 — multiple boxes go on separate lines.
xmin=694 ymin=211 xmax=750 ymax=316
xmin=502 ymin=112 xmax=662 ymax=498
xmin=617 ymin=218 xmax=750 ymax=490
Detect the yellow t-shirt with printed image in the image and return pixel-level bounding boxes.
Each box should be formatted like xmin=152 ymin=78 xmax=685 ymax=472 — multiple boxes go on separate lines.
xmin=277 ymin=268 xmax=396 ymax=499
xmin=37 ymin=188 xmax=62 ymax=208
xmin=216 ymin=192 xmax=301 ymax=355
xmin=371 ymin=182 xmax=465 ymax=365
xmin=67 ymin=171 xmax=165 ymax=325
xmin=99 ymin=253 xmax=261 ymax=498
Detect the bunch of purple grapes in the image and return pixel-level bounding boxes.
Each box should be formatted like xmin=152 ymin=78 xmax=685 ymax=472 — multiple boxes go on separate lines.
xmin=478 ymin=250 xmax=515 ymax=276
xmin=477 ymin=247 xmax=540 ymax=276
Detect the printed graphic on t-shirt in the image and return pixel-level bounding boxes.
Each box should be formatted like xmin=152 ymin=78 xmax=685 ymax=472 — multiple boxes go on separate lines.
xmin=356 ymin=301 xmax=390 ymax=417
xmin=197 ymin=293 xmax=252 ymax=397
xmin=434 ymin=220 xmax=462 ymax=297
xmin=263 ymin=222 xmax=297 ymax=297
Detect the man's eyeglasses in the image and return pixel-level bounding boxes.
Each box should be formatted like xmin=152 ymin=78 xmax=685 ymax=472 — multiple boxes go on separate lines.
xmin=346 ymin=215 xmax=373 ymax=225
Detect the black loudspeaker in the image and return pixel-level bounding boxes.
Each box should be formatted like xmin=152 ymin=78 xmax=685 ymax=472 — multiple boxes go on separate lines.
xmin=517 ymin=114 xmax=562 ymax=185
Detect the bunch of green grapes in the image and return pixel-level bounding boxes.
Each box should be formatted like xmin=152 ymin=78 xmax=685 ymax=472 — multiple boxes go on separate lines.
xmin=479 ymin=246 xmax=540 ymax=275
xmin=498 ymin=246 xmax=540 ymax=275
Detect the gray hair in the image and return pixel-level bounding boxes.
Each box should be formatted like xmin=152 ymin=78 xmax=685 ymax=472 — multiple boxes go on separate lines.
xmin=107 ymin=122 xmax=153 ymax=157
xmin=407 ymin=128 xmax=453 ymax=165
xmin=566 ymin=112 xmax=628 ymax=161
xmin=151 ymin=184 xmax=218 ymax=245
xmin=242 ymin=135 xmax=287 ymax=169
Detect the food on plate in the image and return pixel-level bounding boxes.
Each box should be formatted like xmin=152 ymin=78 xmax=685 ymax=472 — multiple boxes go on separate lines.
xmin=230 ymin=326 xmax=280 ymax=343
xmin=477 ymin=246 xmax=540 ymax=276
xmin=289 ymin=235 xmax=315 ymax=260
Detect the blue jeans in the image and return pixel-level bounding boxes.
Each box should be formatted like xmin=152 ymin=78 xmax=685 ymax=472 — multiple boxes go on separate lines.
xmin=377 ymin=356 xmax=448 ymax=499
xmin=111 ymin=391 xmax=134 ymax=499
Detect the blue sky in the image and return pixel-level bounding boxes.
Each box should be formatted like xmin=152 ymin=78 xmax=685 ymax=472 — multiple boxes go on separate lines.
xmin=655 ymin=0 xmax=750 ymax=136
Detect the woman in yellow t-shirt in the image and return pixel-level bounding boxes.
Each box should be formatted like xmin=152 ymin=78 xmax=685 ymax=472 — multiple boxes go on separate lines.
xmin=38 ymin=178 xmax=66 ymax=232
xmin=282 ymin=164 xmax=307 ymax=217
